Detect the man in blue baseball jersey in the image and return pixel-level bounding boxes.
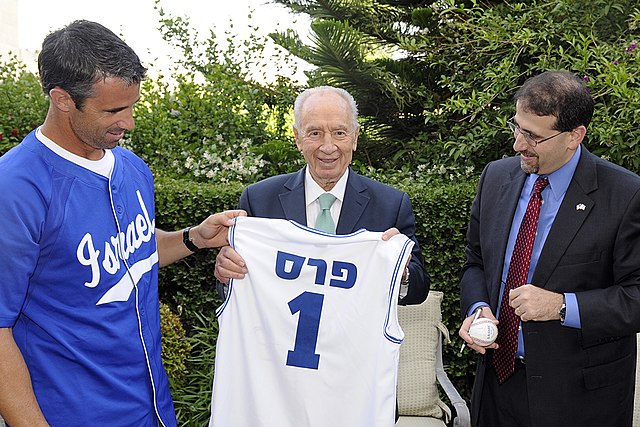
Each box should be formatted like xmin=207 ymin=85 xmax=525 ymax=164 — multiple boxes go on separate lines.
xmin=0 ymin=20 xmax=243 ymax=427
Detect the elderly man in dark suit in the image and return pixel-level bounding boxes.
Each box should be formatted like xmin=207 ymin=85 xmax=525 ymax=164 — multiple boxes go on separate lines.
xmin=214 ymin=86 xmax=428 ymax=305
xmin=458 ymin=70 xmax=640 ymax=427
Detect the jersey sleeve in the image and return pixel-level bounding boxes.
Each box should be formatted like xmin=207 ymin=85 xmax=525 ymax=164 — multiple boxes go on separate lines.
xmin=0 ymin=171 xmax=49 ymax=326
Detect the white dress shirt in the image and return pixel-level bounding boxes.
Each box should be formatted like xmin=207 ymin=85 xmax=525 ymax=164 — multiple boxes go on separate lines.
xmin=304 ymin=167 xmax=349 ymax=229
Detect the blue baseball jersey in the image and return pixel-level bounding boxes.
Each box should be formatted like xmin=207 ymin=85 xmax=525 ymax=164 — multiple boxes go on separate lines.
xmin=0 ymin=131 xmax=175 ymax=426
xmin=209 ymin=217 xmax=414 ymax=427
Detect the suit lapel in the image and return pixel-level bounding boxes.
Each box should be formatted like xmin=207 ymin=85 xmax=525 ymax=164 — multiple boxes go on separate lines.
xmin=532 ymin=148 xmax=597 ymax=288
xmin=336 ymin=170 xmax=370 ymax=234
xmin=279 ymin=168 xmax=307 ymax=225
xmin=490 ymin=167 xmax=527 ymax=306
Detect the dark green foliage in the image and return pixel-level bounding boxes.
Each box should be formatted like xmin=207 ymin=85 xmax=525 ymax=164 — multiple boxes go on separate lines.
xmin=424 ymin=0 xmax=640 ymax=172
xmin=271 ymin=0 xmax=640 ymax=175
xmin=160 ymin=303 xmax=191 ymax=387
xmin=171 ymin=311 xmax=219 ymax=426
xmin=154 ymin=177 xmax=239 ymax=425
xmin=154 ymin=176 xmax=244 ymax=330
xmin=406 ymin=180 xmax=479 ymax=395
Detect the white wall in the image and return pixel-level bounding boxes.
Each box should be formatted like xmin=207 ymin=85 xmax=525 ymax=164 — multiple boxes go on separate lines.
xmin=0 ymin=0 xmax=19 ymax=54
xmin=0 ymin=0 xmax=38 ymax=71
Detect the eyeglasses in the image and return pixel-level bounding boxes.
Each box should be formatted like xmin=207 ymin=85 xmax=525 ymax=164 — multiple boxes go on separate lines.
xmin=507 ymin=117 xmax=566 ymax=147
xmin=303 ymin=129 xmax=353 ymax=142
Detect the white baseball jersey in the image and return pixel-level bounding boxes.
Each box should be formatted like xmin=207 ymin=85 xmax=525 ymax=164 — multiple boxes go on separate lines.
xmin=209 ymin=217 xmax=414 ymax=427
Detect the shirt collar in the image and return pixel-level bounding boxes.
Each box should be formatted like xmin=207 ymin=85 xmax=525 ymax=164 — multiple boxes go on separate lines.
xmin=525 ymin=144 xmax=581 ymax=201
xmin=304 ymin=167 xmax=349 ymax=206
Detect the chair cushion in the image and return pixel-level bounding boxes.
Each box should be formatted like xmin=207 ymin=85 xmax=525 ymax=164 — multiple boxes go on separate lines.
xmin=397 ymin=291 xmax=447 ymax=419
xmin=396 ymin=415 xmax=447 ymax=427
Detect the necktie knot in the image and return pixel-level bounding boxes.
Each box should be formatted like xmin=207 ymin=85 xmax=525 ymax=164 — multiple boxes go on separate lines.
xmin=533 ymin=177 xmax=549 ymax=196
xmin=318 ymin=193 xmax=337 ymax=210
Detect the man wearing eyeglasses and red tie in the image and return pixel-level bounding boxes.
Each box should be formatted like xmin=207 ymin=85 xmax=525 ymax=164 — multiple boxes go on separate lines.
xmin=459 ymin=70 xmax=640 ymax=427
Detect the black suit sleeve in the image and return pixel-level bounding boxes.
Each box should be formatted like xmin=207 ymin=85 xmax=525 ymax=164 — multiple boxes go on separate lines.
xmin=397 ymin=192 xmax=429 ymax=305
xmin=459 ymin=164 xmax=493 ymax=317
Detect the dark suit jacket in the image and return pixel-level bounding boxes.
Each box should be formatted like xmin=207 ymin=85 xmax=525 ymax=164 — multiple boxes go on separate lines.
xmin=238 ymin=166 xmax=429 ymax=305
xmin=460 ymin=147 xmax=640 ymax=426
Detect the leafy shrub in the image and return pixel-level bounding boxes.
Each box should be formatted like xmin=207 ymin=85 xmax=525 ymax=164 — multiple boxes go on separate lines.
xmin=406 ymin=180 xmax=478 ymax=394
xmin=0 ymin=55 xmax=47 ymax=155
xmin=154 ymin=176 xmax=244 ymax=329
xmin=171 ymin=311 xmax=218 ymax=426
xmin=428 ymin=0 xmax=640 ymax=174
xmin=125 ymin=8 xmax=305 ymax=184
xmin=272 ymin=0 xmax=640 ymax=176
xmin=160 ymin=302 xmax=191 ymax=386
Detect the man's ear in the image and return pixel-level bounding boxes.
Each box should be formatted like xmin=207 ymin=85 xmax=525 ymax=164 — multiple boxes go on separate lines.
xmin=49 ymin=87 xmax=74 ymax=113
xmin=293 ymin=126 xmax=303 ymax=152
xmin=569 ymin=125 xmax=587 ymax=149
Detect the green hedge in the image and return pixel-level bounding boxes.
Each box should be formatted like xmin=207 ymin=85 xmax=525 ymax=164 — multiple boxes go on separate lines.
xmin=406 ymin=180 xmax=478 ymax=395
xmin=155 ymin=175 xmax=480 ymax=421
xmin=155 ymin=177 xmax=245 ymax=323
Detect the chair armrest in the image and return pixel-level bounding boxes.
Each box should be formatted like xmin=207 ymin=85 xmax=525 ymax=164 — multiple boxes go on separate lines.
xmin=435 ymin=327 xmax=471 ymax=427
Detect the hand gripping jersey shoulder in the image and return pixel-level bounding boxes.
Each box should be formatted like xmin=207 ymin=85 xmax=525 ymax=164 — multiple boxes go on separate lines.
xmin=210 ymin=217 xmax=414 ymax=427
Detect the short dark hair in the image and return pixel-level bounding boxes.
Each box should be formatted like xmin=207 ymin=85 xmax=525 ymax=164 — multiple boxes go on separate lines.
xmin=514 ymin=70 xmax=594 ymax=132
xmin=38 ymin=20 xmax=147 ymax=109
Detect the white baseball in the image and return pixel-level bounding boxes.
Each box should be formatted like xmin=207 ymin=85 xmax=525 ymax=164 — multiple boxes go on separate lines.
xmin=468 ymin=317 xmax=498 ymax=347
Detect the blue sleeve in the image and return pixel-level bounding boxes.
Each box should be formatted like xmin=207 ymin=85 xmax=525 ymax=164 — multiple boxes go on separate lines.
xmin=562 ymin=292 xmax=581 ymax=328
xmin=0 ymin=170 xmax=48 ymax=327
xmin=467 ymin=302 xmax=489 ymax=318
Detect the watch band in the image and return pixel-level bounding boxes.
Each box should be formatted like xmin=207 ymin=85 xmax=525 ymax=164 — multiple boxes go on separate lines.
xmin=182 ymin=227 xmax=202 ymax=253
xmin=401 ymin=266 xmax=410 ymax=285
xmin=559 ymin=302 xmax=567 ymax=323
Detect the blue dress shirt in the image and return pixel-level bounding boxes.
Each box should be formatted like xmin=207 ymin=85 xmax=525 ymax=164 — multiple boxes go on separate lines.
xmin=469 ymin=145 xmax=582 ymax=357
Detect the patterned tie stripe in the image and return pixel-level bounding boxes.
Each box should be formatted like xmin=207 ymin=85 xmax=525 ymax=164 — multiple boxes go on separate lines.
xmin=315 ymin=193 xmax=337 ymax=234
xmin=493 ymin=177 xmax=549 ymax=384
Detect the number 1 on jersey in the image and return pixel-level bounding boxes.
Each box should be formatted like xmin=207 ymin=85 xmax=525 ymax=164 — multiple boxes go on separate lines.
xmin=286 ymin=291 xmax=323 ymax=370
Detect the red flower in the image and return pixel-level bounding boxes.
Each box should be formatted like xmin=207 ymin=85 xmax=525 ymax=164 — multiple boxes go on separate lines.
xmin=10 ymin=128 xmax=19 ymax=137
xmin=0 ymin=133 xmax=3 ymax=141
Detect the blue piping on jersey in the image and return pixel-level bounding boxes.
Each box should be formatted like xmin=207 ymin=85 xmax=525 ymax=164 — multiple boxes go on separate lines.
xmin=384 ymin=238 xmax=414 ymax=344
